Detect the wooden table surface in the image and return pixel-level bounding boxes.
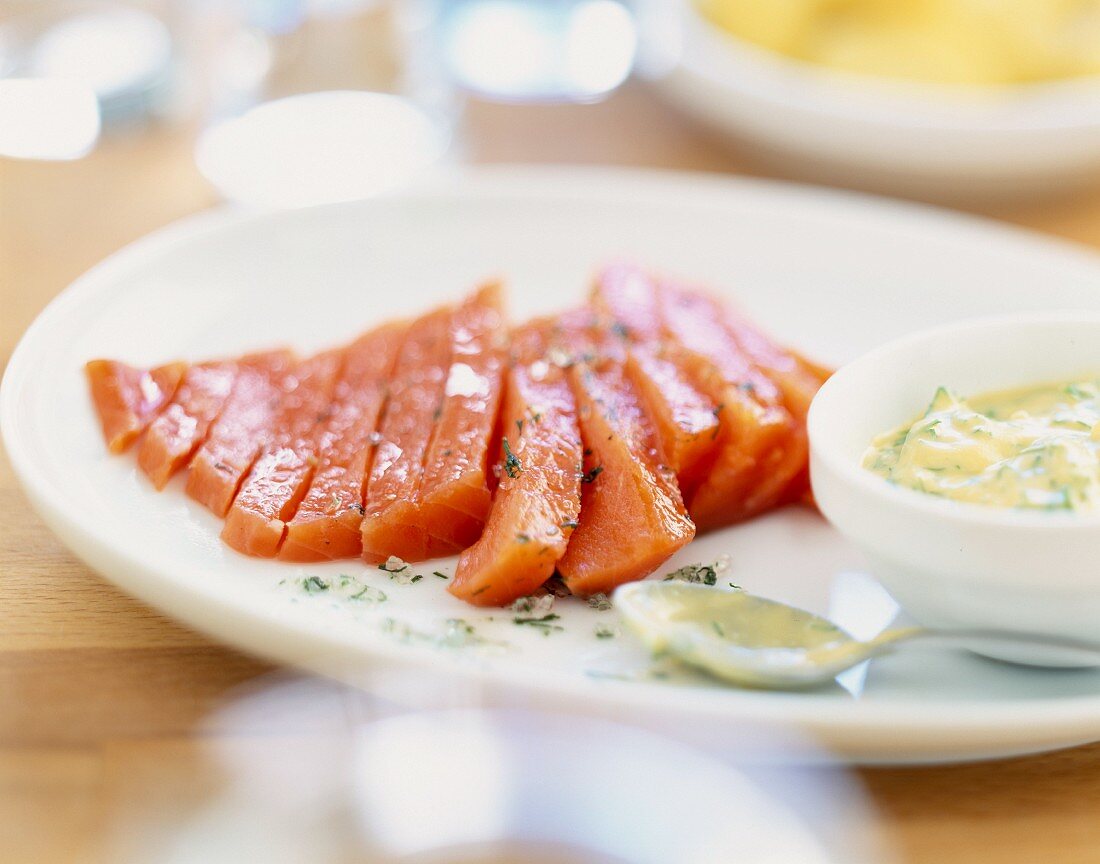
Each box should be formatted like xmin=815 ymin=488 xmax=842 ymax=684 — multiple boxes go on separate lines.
xmin=4 ymin=83 xmax=1100 ymax=863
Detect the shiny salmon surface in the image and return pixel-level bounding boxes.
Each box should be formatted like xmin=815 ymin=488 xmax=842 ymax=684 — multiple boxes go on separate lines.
xmin=449 ymin=320 xmax=583 ymax=606
xmin=360 ymin=306 xmax=454 ymax=563
xmin=86 ymin=267 xmax=815 ymax=601
xmin=186 ymin=350 xmax=295 ymax=517
xmin=415 ymin=283 xmax=508 ymax=551
xmin=86 ymin=359 xmax=186 ymax=454
xmin=221 ymin=350 xmax=343 ymax=557
xmin=138 ymin=362 xmax=237 ymax=489
xmin=280 ymin=323 xmax=406 ymax=562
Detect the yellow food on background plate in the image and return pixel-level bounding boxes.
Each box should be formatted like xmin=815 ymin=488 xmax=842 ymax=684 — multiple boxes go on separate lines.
xmin=864 ymin=379 xmax=1100 ymax=511
xmin=696 ymin=0 xmax=1100 ymax=86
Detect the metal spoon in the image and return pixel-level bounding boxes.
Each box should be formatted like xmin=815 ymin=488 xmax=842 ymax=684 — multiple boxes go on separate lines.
xmin=612 ymin=581 xmax=1100 ymax=690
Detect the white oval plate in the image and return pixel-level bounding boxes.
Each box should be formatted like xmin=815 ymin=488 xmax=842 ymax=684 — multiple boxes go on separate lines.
xmin=6 ymin=167 xmax=1100 ymax=765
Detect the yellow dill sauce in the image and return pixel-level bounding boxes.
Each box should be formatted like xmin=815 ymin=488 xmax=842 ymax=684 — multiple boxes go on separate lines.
xmin=864 ymin=380 xmax=1100 ymax=511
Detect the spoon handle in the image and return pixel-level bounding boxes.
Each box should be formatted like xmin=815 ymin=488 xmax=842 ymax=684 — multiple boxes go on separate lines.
xmin=877 ymin=626 xmax=1100 ymax=658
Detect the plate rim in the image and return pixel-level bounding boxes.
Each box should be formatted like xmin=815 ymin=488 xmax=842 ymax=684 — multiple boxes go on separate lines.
xmin=6 ymin=164 xmax=1100 ymax=760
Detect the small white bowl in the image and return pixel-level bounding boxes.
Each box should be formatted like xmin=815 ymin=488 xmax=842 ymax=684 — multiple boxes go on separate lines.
xmin=808 ymin=312 xmax=1100 ymax=667
xmin=650 ymin=3 xmax=1100 ymax=201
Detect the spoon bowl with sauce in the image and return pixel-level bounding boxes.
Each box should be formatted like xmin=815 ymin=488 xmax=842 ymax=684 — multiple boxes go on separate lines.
xmin=809 ymin=312 xmax=1100 ymax=667
xmin=613 ymin=582 xmax=1100 ymax=690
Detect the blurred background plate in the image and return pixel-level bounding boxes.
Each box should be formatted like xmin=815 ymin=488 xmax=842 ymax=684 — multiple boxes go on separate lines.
xmin=652 ymin=1 xmax=1100 ymax=201
xmin=6 ymin=166 xmax=1100 ymax=765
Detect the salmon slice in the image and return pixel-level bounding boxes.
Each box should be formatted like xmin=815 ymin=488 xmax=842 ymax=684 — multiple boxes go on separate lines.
xmin=590 ymin=265 xmax=720 ymax=490
xmin=449 ymin=320 xmax=583 ymax=607
xmin=658 ymin=281 xmax=805 ymax=529
xmin=360 ymin=306 xmax=454 ymax=563
xmin=186 ymin=350 xmax=296 ymax=517
xmin=221 ymin=350 xmax=343 ymax=557
xmin=279 ymin=323 xmax=406 ymax=562
xmin=555 ymin=323 xmax=695 ymax=597
xmin=622 ymin=345 xmax=720 ymax=485
xmin=719 ymin=305 xmax=826 ymax=423
xmin=137 ymin=362 xmax=237 ymax=489
xmin=415 ymin=283 xmax=508 ymax=550
xmin=85 ymin=359 xmax=186 ymax=454
xmin=720 ymin=309 xmax=830 ymax=503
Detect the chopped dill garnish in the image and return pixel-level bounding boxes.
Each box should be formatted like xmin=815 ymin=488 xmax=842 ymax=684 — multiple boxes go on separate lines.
xmin=561 ymin=519 xmax=579 ymax=530
xmin=302 ymin=575 xmax=329 ymax=593
xmin=433 ymin=571 xmax=448 ymax=579
xmin=378 ymin=555 xmax=408 ymax=573
xmin=594 ymin=624 xmax=616 ymax=639
xmin=711 ymin=620 xmax=726 ymax=637
xmin=586 ymin=593 xmax=612 ymax=611
xmin=502 ymin=437 xmax=523 ymax=478
xmin=579 ymin=465 xmax=604 ymax=484
xmin=513 ymin=613 xmax=563 ymax=635
xmin=515 ymin=532 xmax=531 ymax=544
xmin=516 ymin=418 xmax=524 ymax=436
xmin=511 ymin=594 xmax=554 ymax=615
xmin=664 ymin=562 xmax=719 ymax=586
xmin=349 ymin=584 xmax=387 ymax=603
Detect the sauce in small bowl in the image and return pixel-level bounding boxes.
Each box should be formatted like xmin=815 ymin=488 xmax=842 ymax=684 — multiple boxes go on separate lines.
xmin=865 ymin=380 xmax=1100 ymax=512
xmin=808 ymin=312 xmax=1100 ymax=667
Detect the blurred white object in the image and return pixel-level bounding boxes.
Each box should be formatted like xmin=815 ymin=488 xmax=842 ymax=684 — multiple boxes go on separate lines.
xmin=22 ymin=4 xmax=174 ymax=123
xmin=0 ymin=77 xmax=100 ymax=160
xmin=190 ymin=0 xmax=457 ymax=207
xmin=651 ymin=3 xmax=1100 ymax=201
xmin=439 ymin=0 xmax=636 ymax=102
xmin=194 ymin=90 xmax=450 ymax=207
xmin=112 ymin=676 xmax=886 ymax=863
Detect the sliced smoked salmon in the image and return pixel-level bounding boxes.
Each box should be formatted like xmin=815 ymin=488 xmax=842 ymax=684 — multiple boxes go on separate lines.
xmin=186 ymin=350 xmax=295 ymax=517
xmin=449 ymin=320 xmax=583 ymax=607
xmin=415 ymin=283 xmax=508 ymax=550
xmin=657 ymin=281 xmax=805 ymax=529
xmin=360 ymin=306 xmax=454 ymax=563
xmin=221 ymin=350 xmax=343 ymax=557
xmin=591 ymin=265 xmax=720 ymax=491
xmin=85 ymin=359 xmax=186 ymax=454
xmin=137 ymin=361 xmax=237 ymax=489
xmin=86 ymin=266 xmax=816 ymax=601
xmin=623 ymin=345 xmax=720 ymax=485
xmin=279 ymin=322 xmax=406 ymax=562
xmin=718 ymin=303 xmax=829 ymax=502
xmin=555 ymin=320 xmax=695 ymax=596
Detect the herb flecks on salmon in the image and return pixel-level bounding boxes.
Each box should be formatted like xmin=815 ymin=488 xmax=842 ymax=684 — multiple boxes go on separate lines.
xmin=449 ymin=320 xmax=583 ymax=607
xmin=414 ymin=283 xmax=508 ymax=551
xmin=85 ymin=266 xmax=824 ymax=606
xmin=279 ymin=322 xmax=407 ymax=562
